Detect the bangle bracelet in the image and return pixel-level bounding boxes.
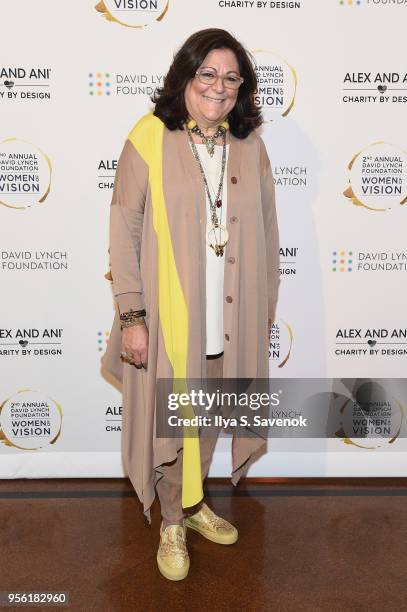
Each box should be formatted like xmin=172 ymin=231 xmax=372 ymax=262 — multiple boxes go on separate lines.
xmin=121 ymin=317 xmax=146 ymax=330
xmin=120 ymin=308 xmax=146 ymax=326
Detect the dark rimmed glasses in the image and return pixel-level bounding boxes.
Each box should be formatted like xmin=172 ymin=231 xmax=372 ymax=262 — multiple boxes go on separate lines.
xmin=195 ymin=67 xmax=244 ymax=90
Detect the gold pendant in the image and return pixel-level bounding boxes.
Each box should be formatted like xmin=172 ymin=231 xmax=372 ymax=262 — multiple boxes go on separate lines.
xmin=203 ymin=137 xmax=215 ymax=157
xmin=207 ymin=224 xmax=229 ymax=257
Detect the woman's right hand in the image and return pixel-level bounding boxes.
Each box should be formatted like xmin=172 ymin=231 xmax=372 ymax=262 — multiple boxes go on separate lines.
xmin=121 ymin=323 xmax=149 ymax=368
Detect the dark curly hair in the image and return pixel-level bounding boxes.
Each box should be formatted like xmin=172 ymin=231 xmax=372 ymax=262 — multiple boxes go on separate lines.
xmin=151 ymin=28 xmax=262 ymax=139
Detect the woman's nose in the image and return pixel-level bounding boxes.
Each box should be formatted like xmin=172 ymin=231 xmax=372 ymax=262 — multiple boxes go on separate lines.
xmin=212 ymin=75 xmax=226 ymax=93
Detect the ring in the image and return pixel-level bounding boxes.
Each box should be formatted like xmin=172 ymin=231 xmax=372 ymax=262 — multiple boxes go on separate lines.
xmin=120 ymin=351 xmax=146 ymax=368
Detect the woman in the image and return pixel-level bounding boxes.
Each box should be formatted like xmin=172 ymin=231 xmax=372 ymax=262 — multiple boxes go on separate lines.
xmin=102 ymin=28 xmax=280 ymax=581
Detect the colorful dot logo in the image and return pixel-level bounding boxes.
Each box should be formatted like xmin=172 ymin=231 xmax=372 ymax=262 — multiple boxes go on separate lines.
xmin=339 ymin=0 xmax=362 ymax=5
xmin=332 ymin=250 xmax=353 ymax=272
xmin=89 ymin=72 xmax=111 ymax=96
xmin=97 ymin=330 xmax=110 ymax=351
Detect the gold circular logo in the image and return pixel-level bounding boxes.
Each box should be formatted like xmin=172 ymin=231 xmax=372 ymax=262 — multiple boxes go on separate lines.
xmin=344 ymin=142 xmax=407 ymax=212
xmin=0 ymin=389 xmax=63 ymax=450
xmin=252 ymin=49 xmax=297 ymax=121
xmin=0 ymin=138 xmax=52 ymax=210
xmin=95 ymin=0 xmax=169 ymax=28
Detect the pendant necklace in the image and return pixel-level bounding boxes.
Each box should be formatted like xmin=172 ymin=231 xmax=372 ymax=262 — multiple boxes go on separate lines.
xmin=186 ymin=117 xmax=229 ymax=157
xmin=187 ymin=122 xmax=229 ymax=257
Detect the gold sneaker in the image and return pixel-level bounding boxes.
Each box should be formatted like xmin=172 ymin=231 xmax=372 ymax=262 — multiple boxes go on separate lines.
xmin=157 ymin=522 xmax=190 ymax=581
xmin=185 ymin=502 xmax=238 ymax=545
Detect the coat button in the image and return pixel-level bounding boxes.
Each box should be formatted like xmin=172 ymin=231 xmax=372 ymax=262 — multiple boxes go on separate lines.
xmin=224 ymin=333 xmax=230 ymax=341
xmin=231 ymin=176 xmax=238 ymax=184
xmin=226 ymin=296 xmax=233 ymax=303
xmin=227 ymin=256 xmax=235 ymax=264
xmin=230 ymin=216 xmax=238 ymax=223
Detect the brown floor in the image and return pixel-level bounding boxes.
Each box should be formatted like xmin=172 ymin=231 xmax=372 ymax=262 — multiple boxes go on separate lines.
xmin=1 ymin=478 xmax=407 ymax=612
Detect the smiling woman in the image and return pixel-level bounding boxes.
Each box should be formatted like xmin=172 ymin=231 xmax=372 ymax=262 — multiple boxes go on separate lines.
xmin=103 ymin=28 xmax=280 ymax=582
xmin=184 ymin=49 xmax=240 ymax=129
xmin=152 ymin=28 xmax=261 ymax=137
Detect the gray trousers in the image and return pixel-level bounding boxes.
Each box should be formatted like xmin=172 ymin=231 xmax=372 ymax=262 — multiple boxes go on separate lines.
xmin=155 ymin=352 xmax=223 ymax=526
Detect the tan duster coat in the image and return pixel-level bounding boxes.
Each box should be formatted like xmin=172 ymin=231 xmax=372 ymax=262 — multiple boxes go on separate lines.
xmin=102 ymin=114 xmax=280 ymax=521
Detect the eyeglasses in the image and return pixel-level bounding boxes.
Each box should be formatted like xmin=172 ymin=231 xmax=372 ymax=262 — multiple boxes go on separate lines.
xmin=195 ymin=67 xmax=244 ymax=90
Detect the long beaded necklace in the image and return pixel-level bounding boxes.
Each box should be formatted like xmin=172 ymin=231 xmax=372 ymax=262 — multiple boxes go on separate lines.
xmin=187 ymin=123 xmax=229 ymax=257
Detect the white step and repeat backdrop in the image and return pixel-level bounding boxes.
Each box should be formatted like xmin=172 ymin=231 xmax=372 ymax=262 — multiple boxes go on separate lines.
xmin=1 ymin=0 xmax=407 ymax=479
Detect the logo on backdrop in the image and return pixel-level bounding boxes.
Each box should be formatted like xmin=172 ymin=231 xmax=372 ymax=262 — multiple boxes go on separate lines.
xmin=339 ymin=0 xmax=407 ymax=7
xmin=334 ymin=381 xmax=404 ymax=450
xmin=343 ymin=142 xmax=407 ymax=212
xmin=269 ymin=317 xmax=293 ymax=368
xmin=0 ymin=251 xmax=68 ymax=271
xmin=218 ymin=1 xmax=301 ymax=10
xmin=105 ymin=404 xmax=122 ymax=432
xmin=95 ymin=0 xmax=169 ymax=28
xmin=97 ymin=330 xmax=110 ymax=352
xmin=0 ymin=139 xmax=52 ymax=210
xmin=274 ymin=165 xmax=307 ymax=187
xmin=97 ymin=159 xmax=117 ymax=190
xmin=331 ymin=250 xmax=353 ymax=272
xmin=342 ymin=71 xmax=407 ymax=105
xmin=252 ymin=50 xmax=297 ymax=121
xmin=0 ymin=389 xmax=63 ymax=450
xmin=88 ymin=71 xmax=163 ymax=97
xmin=331 ymin=248 xmax=407 ymax=273
xmin=333 ymin=327 xmax=407 ymax=358
xmin=0 ymin=328 xmax=64 ymax=357
xmin=0 ymin=67 xmax=51 ymax=101
xmin=280 ymin=246 xmax=299 ymax=277
xmin=89 ymin=72 xmax=112 ymax=96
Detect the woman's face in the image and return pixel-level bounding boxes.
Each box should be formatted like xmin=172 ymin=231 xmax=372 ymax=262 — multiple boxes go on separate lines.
xmin=184 ymin=48 xmax=240 ymax=129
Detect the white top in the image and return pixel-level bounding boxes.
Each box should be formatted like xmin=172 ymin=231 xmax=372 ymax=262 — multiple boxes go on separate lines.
xmin=191 ymin=143 xmax=230 ymax=355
